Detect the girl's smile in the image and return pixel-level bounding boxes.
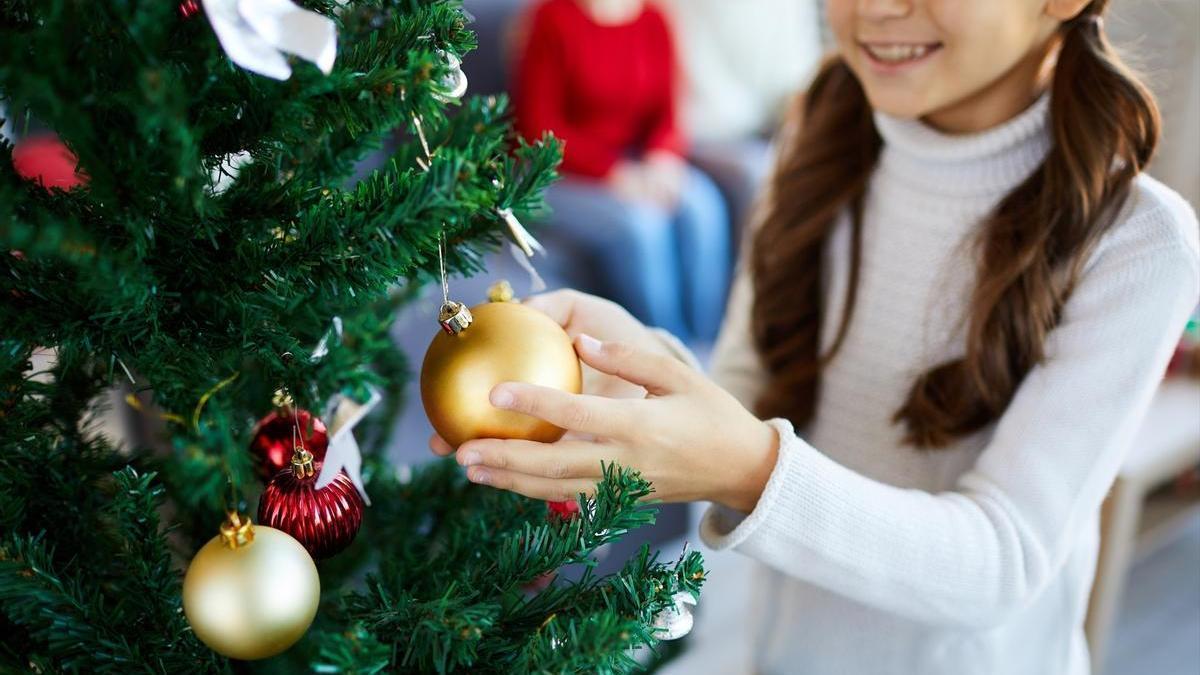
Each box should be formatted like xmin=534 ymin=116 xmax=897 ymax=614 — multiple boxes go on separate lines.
xmin=831 ymin=0 xmax=1062 ymax=132
xmin=858 ymin=40 xmax=943 ymax=73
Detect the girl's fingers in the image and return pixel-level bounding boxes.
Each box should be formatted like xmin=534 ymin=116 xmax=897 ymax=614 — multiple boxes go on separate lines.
xmin=464 ymin=465 xmax=597 ymax=503
xmin=429 ymin=433 xmax=455 ymax=456
xmin=574 ymin=334 xmax=692 ymax=395
xmin=456 ymin=438 xmax=616 ymax=480
xmin=521 ymin=289 xmax=577 ymax=329
xmin=490 ymin=382 xmax=635 ymax=437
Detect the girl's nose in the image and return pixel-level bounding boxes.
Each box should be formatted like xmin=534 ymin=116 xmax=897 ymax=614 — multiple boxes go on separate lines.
xmin=857 ymin=0 xmax=913 ymax=21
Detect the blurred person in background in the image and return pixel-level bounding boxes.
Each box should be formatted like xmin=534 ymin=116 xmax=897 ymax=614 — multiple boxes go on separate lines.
xmin=658 ymin=0 xmax=823 ymax=240
xmin=514 ymin=0 xmax=731 ymax=342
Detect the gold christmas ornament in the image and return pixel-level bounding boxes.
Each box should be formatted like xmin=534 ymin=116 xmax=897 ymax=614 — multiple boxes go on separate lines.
xmin=182 ymin=512 xmax=320 ymax=660
xmin=420 ymin=282 xmax=582 ymax=448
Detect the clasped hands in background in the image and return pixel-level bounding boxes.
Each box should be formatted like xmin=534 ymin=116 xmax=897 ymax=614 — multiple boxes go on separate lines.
xmin=429 ymin=290 xmax=779 ymax=514
xmin=607 ymin=150 xmax=689 ymax=208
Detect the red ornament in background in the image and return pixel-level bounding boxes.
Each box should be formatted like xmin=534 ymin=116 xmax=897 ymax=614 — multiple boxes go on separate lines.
xmin=517 ymin=502 xmax=579 ymax=594
xmin=548 ymin=500 xmax=580 ymax=521
xmin=12 ymin=134 xmax=87 ymax=189
xmin=249 ymin=408 xmax=329 ymax=479
xmin=522 ymin=571 xmax=557 ymax=594
xmin=258 ymin=448 xmax=364 ymax=559
xmin=178 ymin=0 xmax=200 ymax=18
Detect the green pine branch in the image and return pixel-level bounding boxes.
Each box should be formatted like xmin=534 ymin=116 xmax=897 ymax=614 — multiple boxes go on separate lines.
xmin=320 ymin=464 xmax=705 ymax=674
xmin=0 ymin=469 xmax=225 ymax=673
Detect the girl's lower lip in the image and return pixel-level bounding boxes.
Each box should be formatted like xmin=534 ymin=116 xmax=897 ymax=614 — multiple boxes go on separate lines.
xmin=859 ymin=43 xmax=942 ymax=74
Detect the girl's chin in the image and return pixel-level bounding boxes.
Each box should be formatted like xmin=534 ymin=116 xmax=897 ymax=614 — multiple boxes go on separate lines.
xmin=862 ymin=91 xmax=935 ymax=121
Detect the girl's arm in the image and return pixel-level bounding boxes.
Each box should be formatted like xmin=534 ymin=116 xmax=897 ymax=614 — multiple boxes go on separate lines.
xmin=699 ymin=205 xmax=1199 ymax=628
xmin=514 ymin=5 xmax=621 ymax=178
xmin=447 ymin=196 xmax=1197 ymax=629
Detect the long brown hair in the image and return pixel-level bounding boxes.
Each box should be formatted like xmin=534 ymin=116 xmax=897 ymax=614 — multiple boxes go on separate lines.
xmin=751 ymin=1 xmax=1160 ymax=448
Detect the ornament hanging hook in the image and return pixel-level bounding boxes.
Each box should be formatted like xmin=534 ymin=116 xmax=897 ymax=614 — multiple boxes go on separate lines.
xmin=113 ymin=353 xmax=136 ymax=385
xmin=438 ymin=232 xmax=449 ymax=307
xmin=413 ymin=114 xmax=434 ymax=171
xmin=222 ymin=464 xmax=245 ymax=529
xmin=436 ymin=232 xmax=473 ymax=335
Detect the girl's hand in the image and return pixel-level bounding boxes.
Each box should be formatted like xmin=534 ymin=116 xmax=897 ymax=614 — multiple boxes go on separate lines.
xmin=521 ymin=289 xmax=674 ymax=401
xmin=521 ymin=289 xmax=655 ymax=350
xmin=431 ymin=334 xmax=781 ymax=513
xmin=429 ymin=289 xmax=667 ymax=458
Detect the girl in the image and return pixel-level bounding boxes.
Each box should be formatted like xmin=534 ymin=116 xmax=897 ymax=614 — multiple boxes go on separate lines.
xmin=436 ymin=1 xmax=1200 ymax=672
xmin=514 ymin=0 xmax=731 ymax=340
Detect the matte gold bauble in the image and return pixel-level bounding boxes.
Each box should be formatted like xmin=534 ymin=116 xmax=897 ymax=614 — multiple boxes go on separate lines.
xmin=182 ymin=514 xmax=320 ymax=660
xmin=420 ymin=296 xmax=582 ymax=448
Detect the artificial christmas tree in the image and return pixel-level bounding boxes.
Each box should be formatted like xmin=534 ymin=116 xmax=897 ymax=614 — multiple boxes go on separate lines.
xmin=0 ymin=0 xmax=705 ymax=672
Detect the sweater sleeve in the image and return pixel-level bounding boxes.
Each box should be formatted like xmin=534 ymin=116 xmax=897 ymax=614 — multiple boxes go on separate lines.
xmin=641 ymin=9 xmax=686 ymax=158
xmin=700 ymin=204 xmax=1200 ymax=628
xmin=514 ymin=4 xmax=621 ymax=178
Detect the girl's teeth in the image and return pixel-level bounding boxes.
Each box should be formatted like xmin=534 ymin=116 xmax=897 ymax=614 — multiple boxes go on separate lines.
xmin=868 ymin=44 xmax=933 ymax=63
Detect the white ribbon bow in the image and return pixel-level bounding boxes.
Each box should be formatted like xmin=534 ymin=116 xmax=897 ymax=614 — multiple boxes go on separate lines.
xmin=208 ymin=150 xmax=252 ymax=195
xmin=202 ymin=0 xmax=337 ymax=80
xmin=498 ymin=207 xmax=547 ymax=293
xmin=317 ymin=385 xmax=382 ymax=505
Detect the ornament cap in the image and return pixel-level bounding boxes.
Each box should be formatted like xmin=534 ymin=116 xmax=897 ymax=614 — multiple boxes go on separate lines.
xmin=291 ymin=447 xmax=315 ymax=479
xmin=487 ymin=280 xmax=516 ymax=303
xmin=272 ymin=388 xmax=295 ymax=411
xmin=439 ymin=301 xmax=473 ymax=335
xmin=219 ymin=512 xmax=255 ymax=549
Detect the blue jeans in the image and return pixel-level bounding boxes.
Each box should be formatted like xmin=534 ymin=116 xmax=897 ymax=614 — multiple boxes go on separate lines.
xmin=543 ymin=166 xmax=731 ymax=341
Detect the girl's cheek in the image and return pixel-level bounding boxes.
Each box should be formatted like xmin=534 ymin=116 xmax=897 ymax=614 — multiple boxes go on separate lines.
xmin=824 ymin=0 xmax=856 ymax=57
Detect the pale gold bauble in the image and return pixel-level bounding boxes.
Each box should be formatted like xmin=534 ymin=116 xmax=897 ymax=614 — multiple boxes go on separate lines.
xmin=182 ymin=519 xmax=320 ymax=660
xmin=420 ymin=300 xmax=583 ymax=448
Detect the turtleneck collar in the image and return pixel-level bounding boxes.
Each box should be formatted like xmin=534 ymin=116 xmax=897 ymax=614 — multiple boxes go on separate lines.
xmin=873 ymin=93 xmax=1052 ymax=197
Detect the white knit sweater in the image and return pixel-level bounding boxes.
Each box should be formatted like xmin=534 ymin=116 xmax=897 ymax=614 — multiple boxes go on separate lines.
xmin=692 ymin=96 xmax=1200 ymax=674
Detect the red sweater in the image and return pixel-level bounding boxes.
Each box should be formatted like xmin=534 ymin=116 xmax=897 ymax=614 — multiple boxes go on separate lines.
xmin=514 ymin=0 xmax=685 ymax=179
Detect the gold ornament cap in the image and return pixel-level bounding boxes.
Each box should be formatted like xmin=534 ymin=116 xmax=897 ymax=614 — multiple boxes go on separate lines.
xmin=290 ymin=446 xmax=315 ymax=479
xmin=272 ymin=387 xmax=295 ymax=411
xmin=487 ymin=280 xmax=515 ymax=303
xmin=439 ymin=301 xmax=474 ymax=335
xmin=219 ymin=511 xmax=255 ymax=549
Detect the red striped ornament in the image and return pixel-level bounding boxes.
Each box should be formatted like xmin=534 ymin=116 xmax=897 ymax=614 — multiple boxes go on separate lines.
xmin=258 ymin=448 xmax=363 ymax=559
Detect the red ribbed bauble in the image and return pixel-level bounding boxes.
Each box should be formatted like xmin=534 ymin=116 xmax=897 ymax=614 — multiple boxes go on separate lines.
xmin=249 ymin=408 xmax=328 ymax=478
xmin=257 ymin=449 xmax=364 ymax=559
